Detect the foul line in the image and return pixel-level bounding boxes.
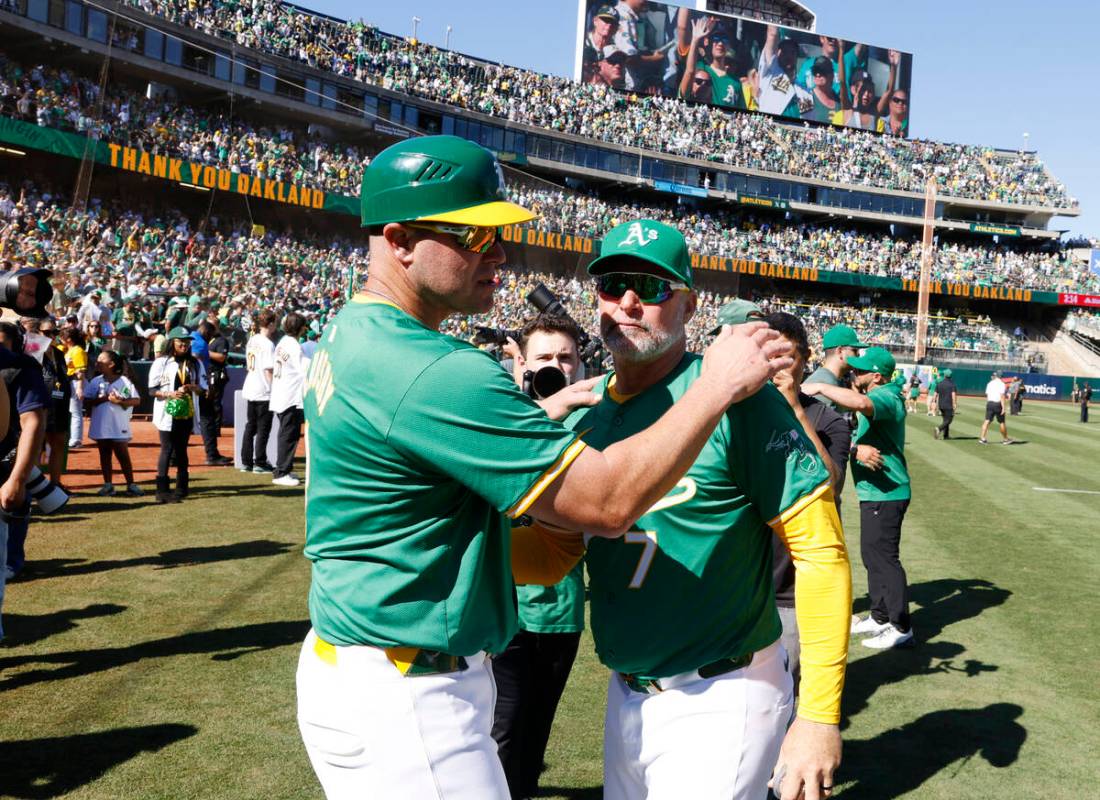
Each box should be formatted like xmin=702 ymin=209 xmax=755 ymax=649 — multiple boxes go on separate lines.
xmin=1032 ymin=487 xmax=1100 ymax=495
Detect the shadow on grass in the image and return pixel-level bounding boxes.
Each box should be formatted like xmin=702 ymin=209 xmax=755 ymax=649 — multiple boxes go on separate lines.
xmin=0 ymin=723 xmax=197 ymax=799
xmin=12 ymin=539 xmax=295 ymax=583
xmin=845 ymin=579 xmax=1011 ymax=728
xmin=534 ymin=787 xmax=602 ymax=799
xmin=0 ymin=619 xmax=309 ymax=691
xmin=1 ymin=603 xmax=127 ymax=646
xmin=837 ymin=703 xmax=1025 ymax=798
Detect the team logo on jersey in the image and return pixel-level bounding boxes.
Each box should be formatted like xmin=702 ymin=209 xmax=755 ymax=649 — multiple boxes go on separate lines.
xmin=620 ymin=222 xmax=659 ymax=248
xmin=646 ymin=477 xmax=697 ymax=514
xmin=765 ymin=429 xmax=819 ymax=474
xmin=769 ymin=74 xmax=792 ymax=94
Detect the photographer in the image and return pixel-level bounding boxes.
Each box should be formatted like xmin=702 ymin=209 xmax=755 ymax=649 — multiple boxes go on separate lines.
xmin=492 ymin=314 xmax=598 ymax=800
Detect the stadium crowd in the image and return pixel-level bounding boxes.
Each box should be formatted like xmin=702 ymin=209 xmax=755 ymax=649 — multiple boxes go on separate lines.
xmin=114 ymin=0 xmax=1076 ymax=208
xmin=1 ymin=51 xmax=1091 ymax=295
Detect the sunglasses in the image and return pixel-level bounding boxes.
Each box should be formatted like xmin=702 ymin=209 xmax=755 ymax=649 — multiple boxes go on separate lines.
xmin=891 ymin=96 xmax=908 ymax=105
xmin=407 ymin=222 xmax=502 ymax=254
xmin=692 ymin=76 xmax=712 ymax=85
xmin=596 ymin=273 xmax=688 ymax=304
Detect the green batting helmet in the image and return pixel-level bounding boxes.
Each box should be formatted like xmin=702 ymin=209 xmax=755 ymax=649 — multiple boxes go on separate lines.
xmin=359 ymin=135 xmax=535 ymax=228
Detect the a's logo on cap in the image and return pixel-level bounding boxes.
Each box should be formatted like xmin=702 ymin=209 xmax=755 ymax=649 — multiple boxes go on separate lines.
xmin=620 ymin=222 xmax=658 ymax=248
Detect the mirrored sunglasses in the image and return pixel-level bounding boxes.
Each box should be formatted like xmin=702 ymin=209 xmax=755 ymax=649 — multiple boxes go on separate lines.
xmin=596 ymin=273 xmax=688 ymax=304
xmin=407 ymin=222 xmax=502 ymax=254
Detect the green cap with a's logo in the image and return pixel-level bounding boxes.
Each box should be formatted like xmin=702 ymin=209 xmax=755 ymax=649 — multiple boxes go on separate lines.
xmin=587 ymin=219 xmax=693 ymax=288
xmin=846 ymin=346 xmax=896 ymax=378
xmin=709 ymin=299 xmax=763 ymax=335
xmin=822 ymin=323 xmax=868 ymax=350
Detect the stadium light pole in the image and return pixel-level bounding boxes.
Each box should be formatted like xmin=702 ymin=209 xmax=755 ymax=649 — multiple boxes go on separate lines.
xmin=411 ymin=16 xmax=421 ymax=41
xmin=445 ymin=25 xmax=452 ymax=50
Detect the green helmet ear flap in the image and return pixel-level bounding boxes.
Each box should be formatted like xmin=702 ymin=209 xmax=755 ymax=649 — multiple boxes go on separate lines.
xmin=360 ymin=136 xmax=535 ymax=228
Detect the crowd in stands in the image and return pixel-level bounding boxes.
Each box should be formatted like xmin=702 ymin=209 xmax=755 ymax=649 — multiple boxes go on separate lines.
xmin=0 ymin=181 xmax=364 ymax=345
xmin=1065 ymin=309 xmax=1100 ymax=342
xmin=2 ymin=49 xmax=1092 ymax=295
xmin=115 ymin=0 xmax=1077 ymax=208
xmin=0 ymin=50 xmax=369 ymax=196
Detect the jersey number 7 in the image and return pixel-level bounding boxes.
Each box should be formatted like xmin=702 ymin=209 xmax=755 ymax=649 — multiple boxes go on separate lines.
xmin=625 ymin=530 xmax=658 ymax=589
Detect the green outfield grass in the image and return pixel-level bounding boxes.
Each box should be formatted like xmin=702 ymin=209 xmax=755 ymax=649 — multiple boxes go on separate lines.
xmin=2 ymin=395 xmax=1098 ymax=799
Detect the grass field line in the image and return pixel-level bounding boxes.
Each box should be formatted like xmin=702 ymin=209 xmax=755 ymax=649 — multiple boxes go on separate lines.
xmin=37 ymin=530 xmax=305 ymax=729
xmin=1032 ymin=487 xmax=1100 ymax=495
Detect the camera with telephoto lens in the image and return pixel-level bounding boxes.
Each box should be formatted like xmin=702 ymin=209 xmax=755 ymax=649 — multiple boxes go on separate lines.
xmin=0 ymin=265 xmax=53 ymax=317
xmin=526 ymin=283 xmax=601 ymax=362
xmin=26 ymin=465 xmax=70 ymax=514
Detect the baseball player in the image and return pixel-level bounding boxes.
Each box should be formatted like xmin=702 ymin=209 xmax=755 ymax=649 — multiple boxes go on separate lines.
xmin=295 ymin=136 xmax=794 ymax=799
xmin=551 ymin=220 xmax=851 ymax=800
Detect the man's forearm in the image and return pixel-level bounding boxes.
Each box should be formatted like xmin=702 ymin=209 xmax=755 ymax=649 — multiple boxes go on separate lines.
xmin=10 ymin=410 xmax=45 ymax=484
xmin=530 ymin=374 xmax=742 ymax=536
xmin=811 ymin=382 xmax=872 ymax=416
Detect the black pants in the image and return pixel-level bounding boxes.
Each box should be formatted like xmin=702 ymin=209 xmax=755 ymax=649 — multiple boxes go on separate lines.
xmin=198 ymin=388 xmax=225 ymax=460
xmin=491 ymin=630 xmax=581 ymax=799
xmin=274 ymin=407 xmax=303 ymax=478
xmin=157 ymin=418 xmax=192 ymax=495
xmin=240 ymin=400 xmax=274 ymax=468
xmin=937 ymin=409 xmax=954 ymax=439
xmin=1082 ymin=403 xmax=1089 ymax=423
xmin=860 ymin=499 xmax=911 ymax=632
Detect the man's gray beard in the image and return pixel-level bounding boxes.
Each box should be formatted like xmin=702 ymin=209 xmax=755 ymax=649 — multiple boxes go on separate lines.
xmin=604 ymin=325 xmax=684 ymax=365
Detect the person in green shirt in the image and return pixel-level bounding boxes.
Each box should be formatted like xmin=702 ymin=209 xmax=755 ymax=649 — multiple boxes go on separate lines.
xmin=296 ymin=136 xmax=795 ymax=799
xmin=805 ymin=323 xmax=867 ymax=409
xmin=559 ymin=220 xmax=850 ymax=800
xmin=804 ymin=346 xmax=914 ymax=651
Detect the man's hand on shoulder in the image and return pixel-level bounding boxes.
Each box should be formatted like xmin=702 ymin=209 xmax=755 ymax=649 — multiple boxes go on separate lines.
xmin=702 ymin=322 xmax=793 ymax=405
xmin=769 ymin=717 xmax=842 ymax=800
xmin=537 ymin=376 xmax=602 ymax=421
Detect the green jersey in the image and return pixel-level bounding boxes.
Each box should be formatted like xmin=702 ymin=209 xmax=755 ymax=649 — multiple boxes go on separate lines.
xmin=517 ymin=563 xmax=585 ymax=634
xmin=303 ymin=298 xmax=585 ymax=656
xmin=704 ymin=63 xmax=744 ymax=109
xmin=851 ymin=383 xmax=910 ymax=502
xmin=563 ymin=354 xmax=830 ymax=678
xmin=806 ymin=364 xmax=842 ymax=409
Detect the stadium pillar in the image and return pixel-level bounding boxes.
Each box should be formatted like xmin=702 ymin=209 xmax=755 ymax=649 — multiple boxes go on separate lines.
xmin=914 ymin=178 xmax=936 ymax=362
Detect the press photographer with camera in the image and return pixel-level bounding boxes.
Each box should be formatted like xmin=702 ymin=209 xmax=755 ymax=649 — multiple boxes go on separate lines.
xmin=493 ymin=313 xmax=597 ymax=799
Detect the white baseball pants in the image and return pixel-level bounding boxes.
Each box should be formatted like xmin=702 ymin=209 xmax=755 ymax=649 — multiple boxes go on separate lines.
xmin=603 ymin=640 xmax=793 ymax=800
xmin=296 ymin=629 xmax=510 ymax=799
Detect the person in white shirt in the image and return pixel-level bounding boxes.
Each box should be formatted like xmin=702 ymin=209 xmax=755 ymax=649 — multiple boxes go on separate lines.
xmin=269 ymin=312 xmax=307 ymax=487
xmin=84 ymin=350 xmax=142 ymax=497
xmin=979 ymin=372 xmax=1014 ymax=445
xmin=240 ymin=309 xmax=277 ymax=474
xmin=148 ymin=328 xmax=207 ymax=503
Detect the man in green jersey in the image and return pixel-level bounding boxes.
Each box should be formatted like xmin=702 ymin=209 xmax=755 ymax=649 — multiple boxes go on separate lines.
xmin=804 ymin=346 xmax=914 ymax=651
xmin=296 ymin=137 xmax=795 ymax=799
xmin=805 ymin=324 xmax=867 ymax=409
xmin=554 ymin=220 xmax=851 ymax=800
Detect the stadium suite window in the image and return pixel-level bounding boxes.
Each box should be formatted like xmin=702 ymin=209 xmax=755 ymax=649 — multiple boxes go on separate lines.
xmin=144 ymin=28 xmax=164 ymax=60
xmin=64 ymin=0 xmax=81 ymax=35
xmin=86 ymin=8 xmax=107 ymax=42
xmin=305 ymin=78 xmax=321 ymax=106
xmin=164 ymin=37 xmax=183 ymax=67
xmin=26 ymin=0 xmax=48 ymax=23
xmin=214 ymin=53 xmax=231 ymax=83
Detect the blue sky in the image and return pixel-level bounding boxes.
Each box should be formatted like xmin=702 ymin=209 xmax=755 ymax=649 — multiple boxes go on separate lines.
xmin=317 ymin=0 xmax=1099 ymax=238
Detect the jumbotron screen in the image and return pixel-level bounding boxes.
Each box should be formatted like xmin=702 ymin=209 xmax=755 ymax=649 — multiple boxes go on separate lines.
xmin=576 ymin=0 xmax=914 ymax=136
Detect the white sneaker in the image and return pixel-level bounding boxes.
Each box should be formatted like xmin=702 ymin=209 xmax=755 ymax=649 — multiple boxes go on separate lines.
xmin=862 ymin=625 xmax=915 ymax=650
xmin=272 ymin=475 xmax=301 ymax=487
xmin=851 ymin=614 xmax=891 ymax=636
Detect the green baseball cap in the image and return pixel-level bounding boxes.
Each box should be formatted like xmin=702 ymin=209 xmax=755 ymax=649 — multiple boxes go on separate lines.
xmin=821 ymin=324 xmax=868 ymax=350
xmin=359 ymin=135 xmax=535 ymax=228
xmin=846 ymin=346 xmax=895 ymax=378
xmin=594 ymin=4 xmax=618 ymax=20
xmin=943 ymin=369 xmax=952 ymax=378
xmin=167 ymin=326 xmax=191 ymax=340
xmin=587 ymin=220 xmax=693 ymax=287
xmin=708 ymin=299 xmax=763 ymax=335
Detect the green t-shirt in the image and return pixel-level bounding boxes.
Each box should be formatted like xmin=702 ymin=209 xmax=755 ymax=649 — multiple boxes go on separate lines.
xmin=806 ymin=364 xmax=841 ymax=409
xmin=517 ymin=563 xmax=585 ymax=634
xmin=563 ymin=354 xmax=829 ymax=678
xmin=704 ymin=63 xmax=744 ymax=109
xmin=851 ymin=383 xmax=910 ymax=502
xmin=303 ymin=298 xmax=584 ymax=656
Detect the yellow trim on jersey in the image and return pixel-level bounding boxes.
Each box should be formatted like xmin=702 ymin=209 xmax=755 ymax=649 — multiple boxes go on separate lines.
xmin=512 ymin=523 xmax=585 ymax=585
xmin=384 ymin=646 xmax=421 ymax=675
xmin=605 ymin=374 xmax=640 ymax=405
xmin=350 ymin=292 xmax=401 ymax=310
xmin=767 ymin=479 xmax=831 ymax=529
xmin=768 ymin=486 xmax=851 ymax=725
xmin=506 ymin=438 xmax=588 ymax=518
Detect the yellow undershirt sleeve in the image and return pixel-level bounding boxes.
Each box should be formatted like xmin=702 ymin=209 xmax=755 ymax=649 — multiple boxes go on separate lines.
xmin=769 ymin=485 xmax=851 ymax=725
xmin=511 ymin=522 xmax=585 ymax=586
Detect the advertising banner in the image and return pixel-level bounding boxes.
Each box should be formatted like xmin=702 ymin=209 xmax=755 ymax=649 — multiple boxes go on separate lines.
xmin=1058 ymin=293 xmax=1100 ymax=308
xmin=576 ymin=0 xmax=914 ymax=136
